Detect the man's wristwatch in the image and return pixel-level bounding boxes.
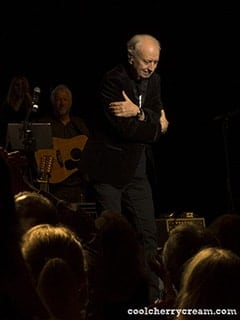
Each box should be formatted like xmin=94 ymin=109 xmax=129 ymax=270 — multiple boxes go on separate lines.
xmin=136 ymin=108 xmax=143 ymax=119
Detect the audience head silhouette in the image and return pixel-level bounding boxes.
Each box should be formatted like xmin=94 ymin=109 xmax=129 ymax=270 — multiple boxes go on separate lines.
xmin=88 ymin=210 xmax=148 ymax=319
xmin=15 ymin=190 xmax=59 ymax=235
xmin=162 ymin=222 xmax=217 ymax=291
xmin=207 ymin=213 xmax=240 ymax=256
xmin=21 ymin=223 xmax=88 ymax=320
xmin=175 ymin=247 xmax=240 ymax=318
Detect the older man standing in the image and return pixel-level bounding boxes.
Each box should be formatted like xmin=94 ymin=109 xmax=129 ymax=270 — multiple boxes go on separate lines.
xmin=82 ymin=34 xmax=169 ymax=304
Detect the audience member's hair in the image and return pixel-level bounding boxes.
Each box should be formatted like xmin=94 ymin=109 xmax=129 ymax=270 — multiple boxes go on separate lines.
xmin=175 ymin=247 xmax=240 ymax=318
xmin=21 ymin=223 xmax=88 ymax=320
xmin=87 ymin=210 xmax=148 ymax=319
xmin=162 ymin=222 xmax=217 ymax=291
xmin=38 ymin=189 xmax=97 ymax=245
xmin=15 ymin=190 xmax=59 ymax=235
xmin=207 ymin=213 xmax=240 ymax=256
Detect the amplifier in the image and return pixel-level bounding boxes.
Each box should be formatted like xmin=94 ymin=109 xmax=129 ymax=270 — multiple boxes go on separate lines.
xmin=156 ymin=216 xmax=205 ymax=247
xmin=78 ymin=202 xmax=97 ymax=219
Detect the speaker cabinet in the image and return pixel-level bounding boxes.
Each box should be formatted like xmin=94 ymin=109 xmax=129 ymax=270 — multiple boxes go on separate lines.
xmin=156 ymin=216 xmax=205 ymax=248
xmin=78 ymin=202 xmax=97 ymax=219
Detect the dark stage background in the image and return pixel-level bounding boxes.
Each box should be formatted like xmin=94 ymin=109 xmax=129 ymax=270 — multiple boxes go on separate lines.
xmin=1 ymin=1 xmax=240 ymax=223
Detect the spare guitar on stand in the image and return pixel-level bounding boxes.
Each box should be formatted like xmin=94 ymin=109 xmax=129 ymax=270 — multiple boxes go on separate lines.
xmin=35 ymin=135 xmax=88 ymax=185
xmin=37 ymin=154 xmax=54 ymax=192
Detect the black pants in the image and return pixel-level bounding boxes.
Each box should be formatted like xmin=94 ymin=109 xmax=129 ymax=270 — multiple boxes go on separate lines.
xmin=93 ymin=171 xmax=159 ymax=304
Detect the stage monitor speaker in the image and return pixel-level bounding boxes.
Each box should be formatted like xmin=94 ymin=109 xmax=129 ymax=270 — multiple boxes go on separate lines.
xmin=156 ymin=216 xmax=205 ymax=248
xmin=78 ymin=202 xmax=97 ymax=219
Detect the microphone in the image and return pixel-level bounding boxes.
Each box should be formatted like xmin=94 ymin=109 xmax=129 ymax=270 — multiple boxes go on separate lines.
xmin=32 ymin=86 xmax=41 ymax=111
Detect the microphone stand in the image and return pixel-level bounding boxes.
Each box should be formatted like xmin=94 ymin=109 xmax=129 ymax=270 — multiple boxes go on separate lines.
xmin=213 ymin=108 xmax=240 ymax=213
xmin=20 ymin=105 xmax=38 ymax=185
xmin=221 ymin=113 xmax=236 ymax=214
xmin=22 ymin=111 xmax=36 ymax=151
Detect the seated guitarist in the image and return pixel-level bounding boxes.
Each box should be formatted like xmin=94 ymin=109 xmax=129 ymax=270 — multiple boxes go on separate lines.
xmin=38 ymin=84 xmax=91 ymax=203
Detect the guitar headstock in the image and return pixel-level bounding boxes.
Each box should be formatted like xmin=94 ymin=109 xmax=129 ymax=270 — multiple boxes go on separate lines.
xmin=38 ymin=155 xmax=54 ymax=185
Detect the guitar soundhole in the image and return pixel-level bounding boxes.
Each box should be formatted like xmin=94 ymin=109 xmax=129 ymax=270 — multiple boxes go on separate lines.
xmin=71 ymin=148 xmax=82 ymax=160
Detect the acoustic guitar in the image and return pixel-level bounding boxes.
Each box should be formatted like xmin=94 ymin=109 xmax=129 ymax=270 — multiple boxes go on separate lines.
xmin=35 ymin=135 xmax=88 ymax=184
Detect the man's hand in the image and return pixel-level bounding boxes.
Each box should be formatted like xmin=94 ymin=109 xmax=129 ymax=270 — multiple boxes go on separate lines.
xmin=108 ymin=90 xmax=139 ymax=118
xmin=160 ymin=109 xmax=169 ymax=133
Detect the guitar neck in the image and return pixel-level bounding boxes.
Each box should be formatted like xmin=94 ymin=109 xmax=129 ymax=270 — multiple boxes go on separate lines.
xmin=38 ymin=180 xmax=50 ymax=192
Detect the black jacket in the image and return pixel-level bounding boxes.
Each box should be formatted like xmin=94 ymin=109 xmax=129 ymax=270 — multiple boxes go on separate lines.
xmin=81 ymin=62 xmax=163 ymax=187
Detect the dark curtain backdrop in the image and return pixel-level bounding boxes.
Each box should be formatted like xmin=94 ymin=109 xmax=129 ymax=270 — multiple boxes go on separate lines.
xmin=1 ymin=2 xmax=240 ymax=223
